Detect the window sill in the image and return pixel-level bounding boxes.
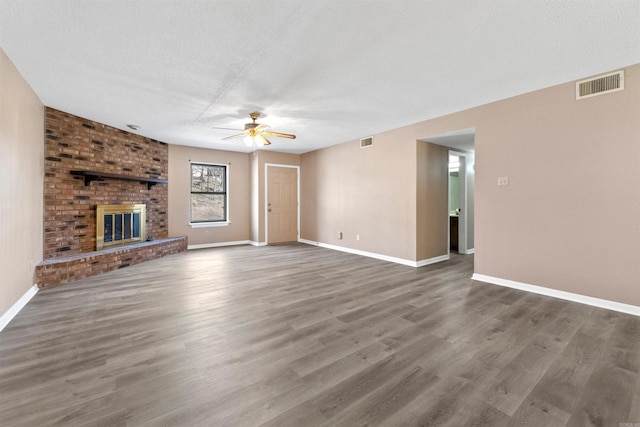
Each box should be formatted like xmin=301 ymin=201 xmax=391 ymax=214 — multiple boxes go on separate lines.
xmin=189 ymin=222 xmax=230 ymax=228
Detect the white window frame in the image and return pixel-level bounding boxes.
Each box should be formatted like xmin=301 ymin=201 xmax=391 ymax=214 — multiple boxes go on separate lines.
xmin=189 ymin=161 xmax=230 ymax=228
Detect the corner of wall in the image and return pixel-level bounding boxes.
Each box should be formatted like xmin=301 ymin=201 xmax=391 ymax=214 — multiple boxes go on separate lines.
xmin=0 ymin=48 xmax=45 ymax=321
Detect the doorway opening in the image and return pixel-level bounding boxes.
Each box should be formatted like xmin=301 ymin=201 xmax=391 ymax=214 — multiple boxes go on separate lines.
xmin=420 ymin=128 xmax=475 ymax=257
xmin=448 ymin=151 xmax=467 ymax=254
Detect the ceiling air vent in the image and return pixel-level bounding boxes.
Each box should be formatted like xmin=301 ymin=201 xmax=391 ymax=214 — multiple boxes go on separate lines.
xmin=360 ymin=136 xmax=373 ymax=148
xmin=576 ymin=70 xmax=624 ymax=100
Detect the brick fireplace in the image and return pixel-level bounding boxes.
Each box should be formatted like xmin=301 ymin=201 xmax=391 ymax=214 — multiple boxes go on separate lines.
xmin=35 ymin=108 xmax=186 ymax=288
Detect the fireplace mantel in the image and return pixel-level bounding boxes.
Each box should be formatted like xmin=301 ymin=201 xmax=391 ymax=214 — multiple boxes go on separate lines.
xmin=70 ymin=170 xmax=168 ymax=189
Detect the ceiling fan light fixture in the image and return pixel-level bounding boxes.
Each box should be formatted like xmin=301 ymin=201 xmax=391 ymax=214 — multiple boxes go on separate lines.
xmin=220 ymin=112 xmax=295 ymax=146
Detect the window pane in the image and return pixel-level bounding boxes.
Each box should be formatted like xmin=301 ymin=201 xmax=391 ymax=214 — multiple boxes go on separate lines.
xmin=114 ymin=214 xmax=123 ymax=241
xmin=191 ymin=164 xmax=225 ymax=193
xmin=124 ymin=213 xmax=132 ymax=239
xmin=191 ymin=165 xmax=204 ymax=192
xmin=133 ymin=212 xmax=140 ymax=238
xmin=191 ymin=194 xmax=226 ymax=222
xmin=104 ymin=214 xmax=113 ymax=242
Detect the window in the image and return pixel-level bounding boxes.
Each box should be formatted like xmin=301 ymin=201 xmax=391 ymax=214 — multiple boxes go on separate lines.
xmin=190 ymin=163 xmax=228 ymax=224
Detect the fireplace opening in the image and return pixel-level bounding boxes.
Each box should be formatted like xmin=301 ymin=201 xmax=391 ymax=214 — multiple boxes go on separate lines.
xmin=96 ymin=204 xmax=146 ymax=250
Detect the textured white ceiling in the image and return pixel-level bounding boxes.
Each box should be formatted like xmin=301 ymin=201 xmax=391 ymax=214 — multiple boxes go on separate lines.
xmin=1 ymin=1 xmax=639 ymax=154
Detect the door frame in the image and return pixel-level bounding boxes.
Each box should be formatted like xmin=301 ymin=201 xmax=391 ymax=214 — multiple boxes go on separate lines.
xmin=264 ymin=163 xmax=300 ymax=245
xmin=448 ymin=150 xmax=468 ymax=254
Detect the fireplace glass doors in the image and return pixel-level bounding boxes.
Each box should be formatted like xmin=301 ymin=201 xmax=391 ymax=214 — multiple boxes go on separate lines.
xmin=96 ymin=204 xmax=146 ymax=250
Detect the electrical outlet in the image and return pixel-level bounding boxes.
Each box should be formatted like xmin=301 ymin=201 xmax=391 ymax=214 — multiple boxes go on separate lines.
xmin=356 ymin=234 xmax=360 ymax=241
xmin=337 ymin=231 xmax=342 ymax=240
xmin=497 ymin=176 xmax=509 ymax=186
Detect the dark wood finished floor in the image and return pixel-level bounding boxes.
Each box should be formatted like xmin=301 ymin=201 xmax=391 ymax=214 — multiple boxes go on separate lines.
xmin=1 ymin=243 xmax=638 ymax=426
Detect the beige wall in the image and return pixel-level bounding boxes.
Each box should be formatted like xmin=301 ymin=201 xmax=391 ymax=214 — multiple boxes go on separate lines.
xmin=301 ymin=129 xmax=418 ymax=261
xmin=0 ymin=49 xmax=44 ymax=315
xmin=168 ymin=145 xmax=251 ymax=246
xmin=301 ymin=63 xmax=640 ymax=306
xmin=416 ymin=142 xmax=449 ymax=261
xmin=300 ymin=136 xmax=450 ymax=263
xmin=472 ymin=64 xmax=640 ymax=306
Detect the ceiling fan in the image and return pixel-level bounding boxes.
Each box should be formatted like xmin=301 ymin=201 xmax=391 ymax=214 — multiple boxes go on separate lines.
xmin=220 ymin=112 xmax=296 ymax=146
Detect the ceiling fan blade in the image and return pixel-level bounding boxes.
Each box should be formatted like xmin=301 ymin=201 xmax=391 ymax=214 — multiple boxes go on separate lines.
xmin=255 ymin=124 xmax=269 ymax=131
xmin=222 ymin=132 xmax=246 ymax=141
xmin=254 ymin=134 xmax=271 ymax=146
xmin=211 ymin=126 xmax=243 ymax=131
xmin=264 ymin=131 xmax=296 ymax=139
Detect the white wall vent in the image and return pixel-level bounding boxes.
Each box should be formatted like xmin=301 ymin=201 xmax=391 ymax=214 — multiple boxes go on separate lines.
xmin=576 ymin=70 xmax=624 ymax=100
xmin=360 ymin=136 xmax=373 ymax=148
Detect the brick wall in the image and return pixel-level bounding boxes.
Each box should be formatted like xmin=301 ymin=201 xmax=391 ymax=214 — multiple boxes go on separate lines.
xmin=44 ymin=108 xmax=169 ymax=259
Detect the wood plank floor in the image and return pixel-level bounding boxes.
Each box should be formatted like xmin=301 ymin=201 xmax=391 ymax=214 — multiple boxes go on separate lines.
xmin=1 ymin=243 xmax=638 ymax=426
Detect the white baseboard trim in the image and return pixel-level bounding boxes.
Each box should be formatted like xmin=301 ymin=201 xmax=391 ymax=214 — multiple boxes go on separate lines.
xmin=465 ymin=248 xmax=475 ymax=254
xmin=472 ymin=273 xmax=640 ymax=317
xmin=188 ymin=240 xmax=251 ymax=250
xmin=298 ymin=238 xmax=448 ymax=268
xmin=416 ymin=254 xmax=450 ymax=267
xmin=250 ymin=241 xmax=267 ymax=247
xmin=0 ymin=284 xmax=38 ymax=333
